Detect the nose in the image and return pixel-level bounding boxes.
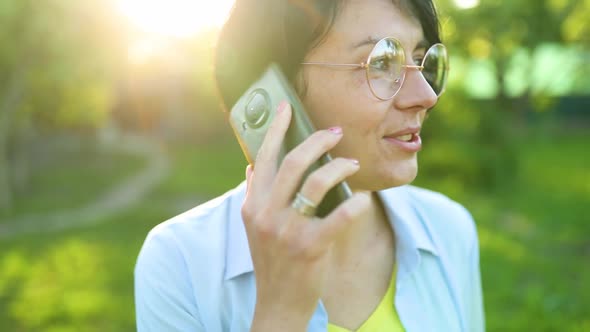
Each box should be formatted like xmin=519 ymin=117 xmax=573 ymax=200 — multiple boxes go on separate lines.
xmin=393 ymin=66 xmax=438 ymax=112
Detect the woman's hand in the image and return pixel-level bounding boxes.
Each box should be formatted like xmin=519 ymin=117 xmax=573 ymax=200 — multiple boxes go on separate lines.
xmin=242 ymin=101 xmax=370 ymax=331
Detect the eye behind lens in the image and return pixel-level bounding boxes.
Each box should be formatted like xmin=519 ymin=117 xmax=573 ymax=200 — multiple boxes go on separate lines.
xmin=367 ymin=37 xmax=406 ymax=99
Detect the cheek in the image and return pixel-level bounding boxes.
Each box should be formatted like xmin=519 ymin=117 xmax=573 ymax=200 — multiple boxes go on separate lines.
xmin=341 ymin=74 xmax=384 ymax=133
xmin=349 ymin=69 xmax=364 ymax=88
xmin=303 ymin=71 xmax=346 ymax=125
xmin=302 ymin=70 xmax=383 ymax=135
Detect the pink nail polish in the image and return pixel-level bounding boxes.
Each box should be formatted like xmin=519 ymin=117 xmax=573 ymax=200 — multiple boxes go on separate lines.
xmin=277 ymin=100 xmax=288 ymax=113
xmin=328 ymin=127 xmax=342 ymax=134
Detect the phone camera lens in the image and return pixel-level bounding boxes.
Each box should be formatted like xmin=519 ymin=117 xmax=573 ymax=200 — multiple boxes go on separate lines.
xmin=245 ymin=89 xmax=270 ymax=128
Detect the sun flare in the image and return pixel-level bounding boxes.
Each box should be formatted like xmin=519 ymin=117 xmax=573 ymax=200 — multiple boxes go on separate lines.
xmin=117 ymin=0 xmax=235 ymax=38
xmin=453 ymin=0 xmax=480 ymax=9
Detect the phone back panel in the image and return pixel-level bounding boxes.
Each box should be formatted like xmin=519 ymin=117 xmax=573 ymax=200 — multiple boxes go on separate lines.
xmin=229 ymin=64 xmax=352 ymax=217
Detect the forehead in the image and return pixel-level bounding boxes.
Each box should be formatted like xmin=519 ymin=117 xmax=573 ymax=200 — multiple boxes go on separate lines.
xmin=324 ymin=0 xmax=424 ymax=51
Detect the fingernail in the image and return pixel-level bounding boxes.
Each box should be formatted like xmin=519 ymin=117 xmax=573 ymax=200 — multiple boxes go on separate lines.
xmin=328 ymin=126 xmax=342 ymax=135
xmin=277 ymin=100 xmax=288 ymax=113
xmin=348 ymin=158 xmax=359 ymax=165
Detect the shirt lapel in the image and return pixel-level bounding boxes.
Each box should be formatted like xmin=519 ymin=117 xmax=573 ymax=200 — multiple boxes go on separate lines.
xmin=224 ymin=182 xmax=254 ymax=280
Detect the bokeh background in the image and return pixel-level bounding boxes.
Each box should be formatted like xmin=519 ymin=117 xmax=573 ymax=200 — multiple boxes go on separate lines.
xmin=0 ymin=0 xmax=588 ymax=331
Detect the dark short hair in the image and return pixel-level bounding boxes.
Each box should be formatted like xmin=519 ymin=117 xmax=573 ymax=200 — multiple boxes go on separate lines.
xmin=214 ymin=0 xmax=441 ymax=110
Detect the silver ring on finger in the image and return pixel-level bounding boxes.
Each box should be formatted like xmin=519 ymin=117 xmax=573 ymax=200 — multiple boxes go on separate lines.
xmin=291 ymin=192 xmax=318 ymax=218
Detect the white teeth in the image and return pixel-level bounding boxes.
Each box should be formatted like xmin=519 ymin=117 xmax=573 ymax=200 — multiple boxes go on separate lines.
xmin=396 ymin=134 xmax=413 ymax=142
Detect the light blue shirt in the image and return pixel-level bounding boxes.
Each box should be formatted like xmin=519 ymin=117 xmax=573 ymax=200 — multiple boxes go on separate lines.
xmin=135 ymin=183 xmax=485 ymax=331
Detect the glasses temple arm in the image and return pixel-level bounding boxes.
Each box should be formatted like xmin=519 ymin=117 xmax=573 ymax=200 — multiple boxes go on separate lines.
xmin=301 ymin=62 xmax=367 ymax=69
xmin=403 ymin=64 xmax=424 ymax=70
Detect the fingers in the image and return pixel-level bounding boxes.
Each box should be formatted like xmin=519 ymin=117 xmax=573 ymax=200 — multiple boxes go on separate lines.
xmin=249 ymin=101 xmax=292 ymax=198
xmin=310 ymin=192 xmax=371 ymax=245
xmin=297 ymin=157 xmax=359 ymax=206
xmin=271 ymin=127 xmax=344 ymax=206
xmin=274 ymin=192 xmax=370 ymax=260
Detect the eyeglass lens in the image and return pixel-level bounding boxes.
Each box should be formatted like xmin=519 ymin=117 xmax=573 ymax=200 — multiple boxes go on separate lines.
xmin=422 ymin=44 xmax=448 ymax=96
xmin=367 ymin=38 xmax=448 ymax=99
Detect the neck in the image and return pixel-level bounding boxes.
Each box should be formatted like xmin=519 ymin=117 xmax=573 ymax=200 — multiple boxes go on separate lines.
xmin=330 ymin=190 xmax=394 ymax=265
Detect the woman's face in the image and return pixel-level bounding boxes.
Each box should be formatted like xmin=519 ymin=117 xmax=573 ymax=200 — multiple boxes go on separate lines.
xmin=301 ymin=0 xmax=438 ymax=192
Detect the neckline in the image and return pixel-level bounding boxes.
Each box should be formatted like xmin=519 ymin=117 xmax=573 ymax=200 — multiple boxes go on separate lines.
xmin=327 ymin=262 xmax=398 ymax=332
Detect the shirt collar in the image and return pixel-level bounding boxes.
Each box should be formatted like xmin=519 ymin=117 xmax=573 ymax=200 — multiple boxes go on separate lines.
xmin=224 ymin=183 xmax=438 ymax=280
xmin=377 ymin=185 xmax=438 ymax=257
xmin=224 ymin=181 xmax=253 ymax=280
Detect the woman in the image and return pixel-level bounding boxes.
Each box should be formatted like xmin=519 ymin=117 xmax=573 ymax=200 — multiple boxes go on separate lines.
xmin=135 ymin=0 xmax=485 ymax=331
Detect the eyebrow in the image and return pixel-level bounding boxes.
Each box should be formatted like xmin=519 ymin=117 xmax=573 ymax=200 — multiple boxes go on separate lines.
xmin=351 ymin=37 xmax=430 ymax=51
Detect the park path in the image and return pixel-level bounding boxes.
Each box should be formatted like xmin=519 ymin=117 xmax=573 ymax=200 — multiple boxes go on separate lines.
xmin=0 ymin=136 xmax=170 ymax=239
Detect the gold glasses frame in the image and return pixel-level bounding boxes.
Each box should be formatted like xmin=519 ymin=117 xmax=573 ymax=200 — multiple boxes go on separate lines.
xmin=301 ymin=36 xmax=448 ymax=101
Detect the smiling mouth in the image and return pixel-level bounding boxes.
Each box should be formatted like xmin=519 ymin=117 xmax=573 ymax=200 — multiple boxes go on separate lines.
xmin=395 ymin=133 xmax=415 ymax=142
xmin=383 ymin=132 xmax=422 ymax=152
xmin=385 ymin=131 xmax=420 ymax=142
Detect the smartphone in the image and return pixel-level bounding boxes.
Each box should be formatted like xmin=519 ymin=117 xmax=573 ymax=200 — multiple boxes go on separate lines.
xmin=229 ymin=63 xmax=352 ymax=218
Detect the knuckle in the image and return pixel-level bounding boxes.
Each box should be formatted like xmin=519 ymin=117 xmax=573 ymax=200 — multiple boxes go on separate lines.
xmin=309 ymin=130 xmax=337 ymax=149
xmin=351 ymin=194 xmax=371 ymax=215
xmin=285 ymin=235 xmax=305 ymax=254
xmin=338 ymin=204 xmax=356 ymax=221
xmin=306 ymin=173 xmax=328 ymax=191
xmin=241 ymin=203 xmax=256 ymax=223
xmin=276 ymin=223 xmax=294 ymax=244
xmin=358 ymin=193 xmax=371 ymax=209
xmin=299 ymin=228 xmax=324 ymax=253
xmin=280 ymin=233 xmax=303 ymax=256
xmin=282 ymin=153 xmax=304 ymax=170
xmin=255 ymin=143 xmax=271 ymax=163
xmin=286 ymin=237 xmax=304 ymax=256
xmin=242 ymin=204 xmax=276 ymax=239
xmin=254 ymin=218 xmax=275 ymax=240
xmin=278 ymin=224 xmax=317 ymax=258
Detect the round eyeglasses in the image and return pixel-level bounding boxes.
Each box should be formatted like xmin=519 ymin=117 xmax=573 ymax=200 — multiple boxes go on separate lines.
xmin=302 ymin=37 xmax=449 ymax=100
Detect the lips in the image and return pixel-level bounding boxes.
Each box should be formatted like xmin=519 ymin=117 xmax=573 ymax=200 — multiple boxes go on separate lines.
xmin=395 ymin=133 xmax=414 ymax=142
xmin=385 ymin=126 xmax=420 ymax=139
xmin=383 ymin=127 xmax=422 ymax=152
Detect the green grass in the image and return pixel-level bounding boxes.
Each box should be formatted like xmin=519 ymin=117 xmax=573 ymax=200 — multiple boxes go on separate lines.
xmin=0 ymin=139 xmax=247 ymax=332
xmin=415 ymin=129 xmax=590 ymax=331
xmin=0 ymin=130 xmax=588 ymax=331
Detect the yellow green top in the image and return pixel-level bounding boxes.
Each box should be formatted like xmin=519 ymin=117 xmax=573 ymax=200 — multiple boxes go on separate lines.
xmin=327 ymin=265 xmax=404 ymax=332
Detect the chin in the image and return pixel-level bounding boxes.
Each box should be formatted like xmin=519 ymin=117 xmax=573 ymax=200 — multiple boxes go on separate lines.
xmin=348 ymin=159 xmax=418 ymax=192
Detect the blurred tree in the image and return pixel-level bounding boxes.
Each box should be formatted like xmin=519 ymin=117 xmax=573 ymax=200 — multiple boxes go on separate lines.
xmin=425 ymin=0 xmax=590 ymax=189
xmin=439 ymin=0 xmax=588 ymax=101
xmin=111 ymin=28 xmax=228 ymax=141
xmin=0 ymin=0 xmax=124 ymax=211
